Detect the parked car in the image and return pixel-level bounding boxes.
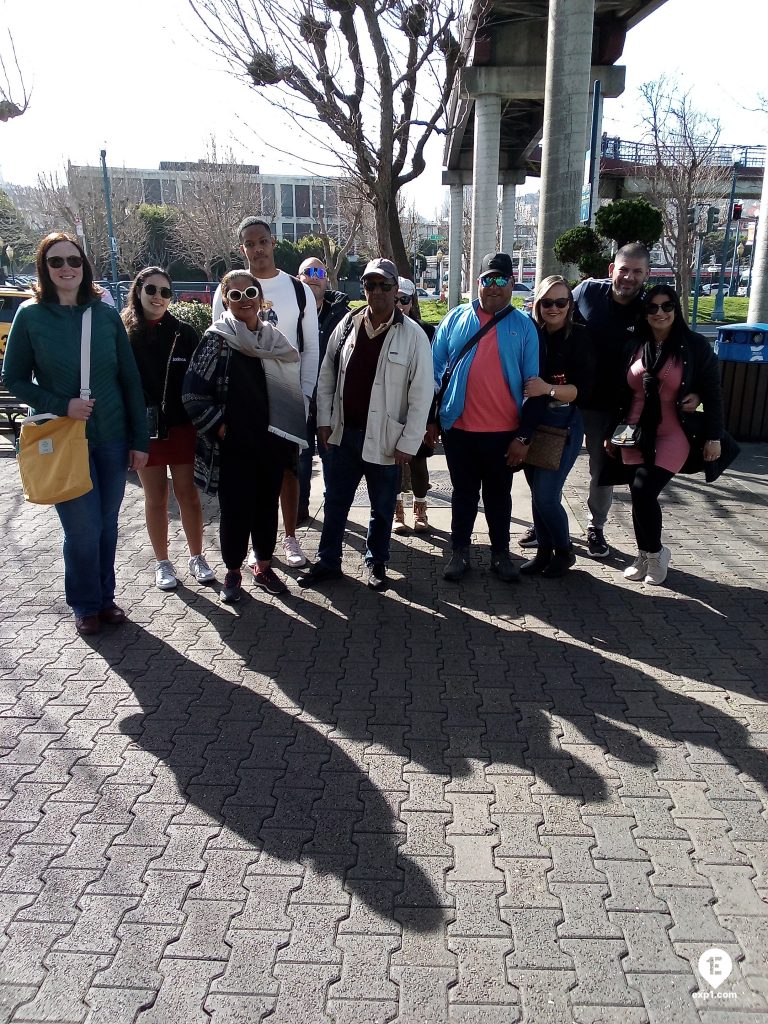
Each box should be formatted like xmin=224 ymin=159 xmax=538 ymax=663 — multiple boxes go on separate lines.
xmin=511 ymin=282 xmax=532 ymax=294
xmin=0 ymin=283 xmax=35 ymax=360
xmin=415 ymin=288 xmax=429 ymax=297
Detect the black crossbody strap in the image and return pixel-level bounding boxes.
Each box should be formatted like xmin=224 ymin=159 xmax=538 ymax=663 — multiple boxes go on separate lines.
xmin=449 ymin=302 xmax=515 ymax=375
xmin=431 ymin=303 xmax=516 ymax=423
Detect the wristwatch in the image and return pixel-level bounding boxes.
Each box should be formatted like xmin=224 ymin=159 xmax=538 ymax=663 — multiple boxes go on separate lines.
xmin=517 ymin=435 xmax=531 ymax=446
xmin=549 ymin=387 xmax=556 ymax=398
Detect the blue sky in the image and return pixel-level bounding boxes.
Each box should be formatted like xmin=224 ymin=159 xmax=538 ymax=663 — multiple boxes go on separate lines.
xmin=2 ymin=0 xmax=766 ymax=214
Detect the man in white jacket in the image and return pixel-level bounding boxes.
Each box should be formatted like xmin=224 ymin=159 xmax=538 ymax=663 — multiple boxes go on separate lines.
xmin=298 ymin=259 xmax=433 ymax=591
xmin=212 ymin=218 xmax=319 ymax=569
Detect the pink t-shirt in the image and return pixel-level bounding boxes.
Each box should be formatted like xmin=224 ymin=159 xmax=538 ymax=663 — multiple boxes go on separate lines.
xmin=454 ymin=310 xmax=519 ymax=432
xmin=621 ymin=350 xmax=690 ymax=473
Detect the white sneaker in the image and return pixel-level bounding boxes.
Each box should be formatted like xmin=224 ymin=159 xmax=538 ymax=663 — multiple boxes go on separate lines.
xmin=644 ymin=546 xmax=671 ymax=585
xmin=155 ymin=559 xmax=178 ymax=590
xmin=188 ymin=554 xmax=215 ymax=583
xmin=624 ymin=551 xmax=648 ymax=581
xmin=282 ymin=535 xmax=307 ymax=567
xmin=247 ymin=548 xmax=258 ymax=568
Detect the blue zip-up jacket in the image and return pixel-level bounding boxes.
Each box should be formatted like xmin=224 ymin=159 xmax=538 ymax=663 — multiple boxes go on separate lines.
xmin=432 ymin=300 xmax=539 ymax=431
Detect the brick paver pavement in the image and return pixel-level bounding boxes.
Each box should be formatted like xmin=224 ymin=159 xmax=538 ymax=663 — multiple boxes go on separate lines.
xmin=0 ymin=438 xmax=766 ymax=1023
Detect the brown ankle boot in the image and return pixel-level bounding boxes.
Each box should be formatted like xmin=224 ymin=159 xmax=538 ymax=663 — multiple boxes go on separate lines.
xmin=393 ymin=500 xmax=409 ymax=534
xmin=413 ymin=500 xmax=429 ymax=532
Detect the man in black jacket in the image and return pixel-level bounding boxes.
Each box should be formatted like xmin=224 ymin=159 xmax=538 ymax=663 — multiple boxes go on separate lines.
xmin=297 ymin=257 xmax=351 ymax=522
xmin=572 ymin=241 xmax=650 ymax=558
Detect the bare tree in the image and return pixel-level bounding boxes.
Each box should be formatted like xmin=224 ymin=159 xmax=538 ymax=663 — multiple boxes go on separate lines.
xmin=315 ymin=188 xmax=363 ymax=288
xmin=187 ymin=0 xmax=472 ymax=276
xmin=639 ymin=77 xmax=732 ymax=314
xmin=170 ymin=139 xmax=263 ymax=280
xmin=0 ymin=30 xmax=28 ymax=123
xmin=33 ymin=168 xmax=149 ymax=277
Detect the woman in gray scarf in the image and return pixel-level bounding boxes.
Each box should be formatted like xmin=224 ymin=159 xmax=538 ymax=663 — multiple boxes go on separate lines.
xmin=183 ymin=271 xmax=306 ymax=603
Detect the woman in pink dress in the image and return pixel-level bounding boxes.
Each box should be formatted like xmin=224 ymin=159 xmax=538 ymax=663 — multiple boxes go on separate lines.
xmin=606 ymin=285 xmax=723 ymax=585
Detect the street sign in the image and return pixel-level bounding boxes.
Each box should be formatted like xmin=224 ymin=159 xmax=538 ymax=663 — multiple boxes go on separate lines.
xmin=580 ymin=185 xmax=591 ymax=224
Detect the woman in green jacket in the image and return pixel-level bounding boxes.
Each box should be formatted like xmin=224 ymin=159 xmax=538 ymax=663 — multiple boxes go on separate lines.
xmin=2 ymin=233 xmax=150 ymax=635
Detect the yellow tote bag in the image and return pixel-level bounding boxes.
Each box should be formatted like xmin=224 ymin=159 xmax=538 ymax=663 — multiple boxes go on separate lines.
xmin=17 ymin=413 xmax=92 ymax=505
xmin=15 ymin=306 xmax=93 ymax=505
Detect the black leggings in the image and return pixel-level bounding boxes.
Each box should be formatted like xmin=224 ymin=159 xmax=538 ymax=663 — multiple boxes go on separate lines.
xmin=629 ymin=464 xmax=674 ymax=553
xmin=218 ymin=441 xmax=286 ymax=569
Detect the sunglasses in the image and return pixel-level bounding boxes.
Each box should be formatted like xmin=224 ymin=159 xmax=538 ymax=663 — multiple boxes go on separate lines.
xmin=227 ymin=286 xmax=260 ymax=302
xmin=541 ymin=297 xmax=570 ymax=309
xmin=46 ymin=255 xmax=83 ymax=269
xmin=396 ymin=295 xmax=413 ymax=304
xmin=302 ymin=267 xmax=327 ymax=279
xmin=646 ymin=301 xmax=675 ymax=314
xmin=363 ymin=280 xmax=394 ymax=292
xmin=480 ymin=274 xmax=511 ymax=288
xmin=144 ymin=284 xmax=173 ymax=299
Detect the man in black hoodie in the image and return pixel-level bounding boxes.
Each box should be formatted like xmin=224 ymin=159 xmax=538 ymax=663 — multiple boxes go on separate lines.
xmin=297 ymin=257 xmax=351 ymax=521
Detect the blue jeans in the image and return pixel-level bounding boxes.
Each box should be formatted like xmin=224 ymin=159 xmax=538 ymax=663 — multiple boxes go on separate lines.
xmin=522 ymin=406 xmax=584 ymax=550
xmin=317 ymin=428 xmax=399 ymax=570
xmin=298 ymin=413 xmax=329 ymax=512
xmin=55 ymin=441 xmax=129 ymax=617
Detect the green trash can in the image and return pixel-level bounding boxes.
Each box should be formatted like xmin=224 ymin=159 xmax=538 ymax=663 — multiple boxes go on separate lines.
xmin=714 ymin=323 xmax=768 ymax=441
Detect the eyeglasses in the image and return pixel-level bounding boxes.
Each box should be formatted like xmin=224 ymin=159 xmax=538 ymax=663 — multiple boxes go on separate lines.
xmin=396 ymin=295 xmax=413 ymax=304
xmin=46 ymin=255 xmax=83 ymax=269
xmin=363 ymin=280 xmax=394 ymax=292
xmin=479 ymin=274 xmax=511 ymax=288
xmin=646 ymin=301 xmax=675 ymax=314
xmin=144 ymin=284 xmax=173 ymax=299
xmin=227 ymin=286 xmax=260 ymax=302
xmin=541 ymin=297 xmax=570 ymax=309
xmin=302 ymin=267 xmax=327 ymax=279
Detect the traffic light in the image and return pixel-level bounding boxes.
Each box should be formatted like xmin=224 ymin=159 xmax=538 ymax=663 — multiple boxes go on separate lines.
xmin=733 ymin=202 xmax=743 ymax=221
xmin=687 ymin=207 xmax=697 ymax=230
xmin=706 ymin=206 xmax=719 ymax=233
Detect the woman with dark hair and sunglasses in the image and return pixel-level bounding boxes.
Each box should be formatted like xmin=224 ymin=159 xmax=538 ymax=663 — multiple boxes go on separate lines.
xmin=511 ymin=275 xmax=595 ymax=577
xmin=121 ymin=267 xmax=214 ymax=591
xmin=183 ymin=270 xmax=306 ymax=603
xmin=2 ymin=232 xmax=149 ymax=635
xmin=605 ymin=284 xmax=723 ymax=585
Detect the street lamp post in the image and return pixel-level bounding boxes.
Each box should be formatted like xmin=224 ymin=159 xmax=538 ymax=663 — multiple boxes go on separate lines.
xmin=712 ymin=150 xmax=742 ymax=322
xmin=435 ymin=248 xmax=444 ymax=295
xmin=100 ymin=149 xmax=120 ymax=308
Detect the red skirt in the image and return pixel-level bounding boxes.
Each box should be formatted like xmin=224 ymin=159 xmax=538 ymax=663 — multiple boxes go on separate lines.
xmin=146 ymin=423 xmax=196 ymax=468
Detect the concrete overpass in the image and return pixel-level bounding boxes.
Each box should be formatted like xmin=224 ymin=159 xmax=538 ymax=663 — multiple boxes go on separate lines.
xmin=442 ymin=0 xmax=669 ymax=302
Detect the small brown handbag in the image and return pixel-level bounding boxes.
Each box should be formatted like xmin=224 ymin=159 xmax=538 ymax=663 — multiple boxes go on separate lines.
xmin=524 ymin=424 xmax=569 ymax=471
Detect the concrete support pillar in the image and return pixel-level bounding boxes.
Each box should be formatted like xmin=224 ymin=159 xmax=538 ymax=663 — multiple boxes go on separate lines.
xmin=470 ymin=93 xmax=501 ymax=299
xmin=500 ymin=184 xmax=516 ymax=257
xmin=535 ymin=0 xmax=596 ymax=285
xmin=448 ymin=184 xmax=464 ymax=309
xmin=748 ymin=147 xmax=768 ymax=323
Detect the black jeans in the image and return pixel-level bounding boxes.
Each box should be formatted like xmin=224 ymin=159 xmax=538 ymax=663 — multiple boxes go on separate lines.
xmin=217 ymin=441 xmax=285 ymax=569
xmin=443 ymin=428 xmax=515 ymax=551
xmin=629 ymin=464 xmax=674 ymax=552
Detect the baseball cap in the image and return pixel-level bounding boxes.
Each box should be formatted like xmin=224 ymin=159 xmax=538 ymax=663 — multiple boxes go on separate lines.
xmin=479 ymin=253 xmax=514 ymax=278
xmin=397 ymin=277 xmax=416 ymax=297
xmin=361 ymin=258 xmax=398 ymax=284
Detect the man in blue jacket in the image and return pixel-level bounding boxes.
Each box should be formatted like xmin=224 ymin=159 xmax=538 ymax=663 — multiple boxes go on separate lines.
xmin=431 ymin=253 xmax=539 ymax=582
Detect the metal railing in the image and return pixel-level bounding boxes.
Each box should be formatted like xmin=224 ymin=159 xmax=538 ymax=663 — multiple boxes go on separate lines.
xmin=600 ymin=137 xmax=765 ymax=169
